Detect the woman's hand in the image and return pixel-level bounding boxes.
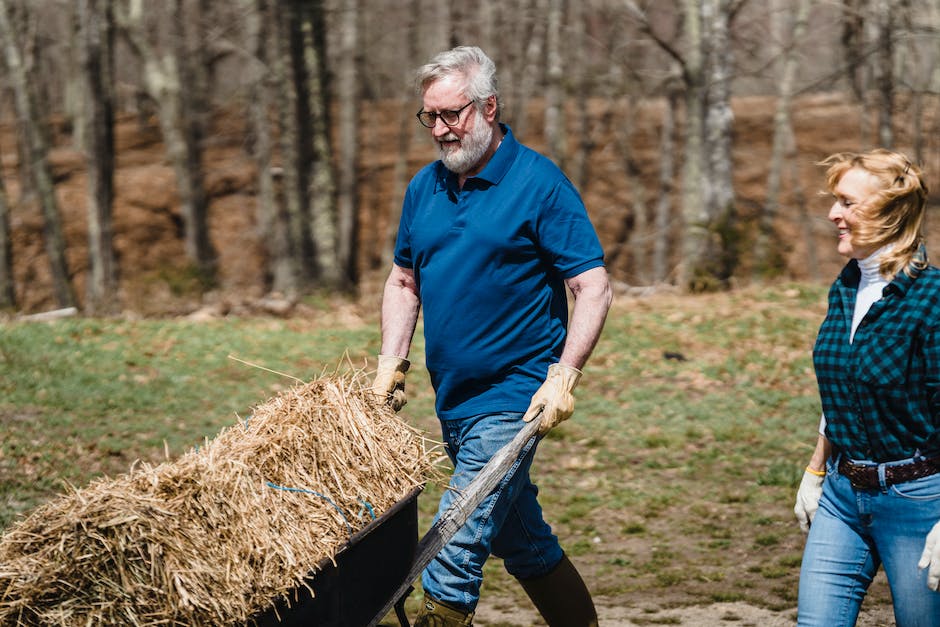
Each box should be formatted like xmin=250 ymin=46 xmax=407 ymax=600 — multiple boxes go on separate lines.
xmin=919 ymin=521 xmax=940 ymax=590
xmin=794 ymin=469 xmax=825 ymax=533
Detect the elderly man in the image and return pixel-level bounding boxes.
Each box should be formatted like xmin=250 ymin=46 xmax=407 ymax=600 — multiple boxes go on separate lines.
xmin=373 ymin=45 xmax=611 ymax=627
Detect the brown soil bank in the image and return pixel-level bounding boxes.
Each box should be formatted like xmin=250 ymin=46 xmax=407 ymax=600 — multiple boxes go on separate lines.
xmin=5 ymin=91 xmax=938 ymax=315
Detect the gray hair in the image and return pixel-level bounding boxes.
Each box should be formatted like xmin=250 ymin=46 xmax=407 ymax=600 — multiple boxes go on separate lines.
xmin=415 ymin=46 xmax=501 ymax=120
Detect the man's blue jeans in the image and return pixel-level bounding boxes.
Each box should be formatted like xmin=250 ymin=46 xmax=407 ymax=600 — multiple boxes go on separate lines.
xmin=421 ymin=411 xmax=564 ymax=612
xmin=798 ymin=456 xmax=940 ymax=626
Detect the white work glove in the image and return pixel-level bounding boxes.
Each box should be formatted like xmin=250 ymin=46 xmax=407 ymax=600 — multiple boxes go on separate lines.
xmin=794 ymin=470 xmax=825 ymax=533
xmin=918 ymin=521 xmax=940 ymax=591
xmin=523 ymin=363 xmax=582 ymax=436
xmin=371 ymin=354 xmax=409 ymax=411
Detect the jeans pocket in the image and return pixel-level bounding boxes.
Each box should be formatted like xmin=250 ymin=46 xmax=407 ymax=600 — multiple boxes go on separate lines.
xmin=890 ymin=472 xmax=940 ymax=501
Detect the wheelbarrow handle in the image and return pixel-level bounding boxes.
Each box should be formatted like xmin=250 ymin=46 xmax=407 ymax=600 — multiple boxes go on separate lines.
xmin=367 ymin=414 xmax=543 ymax=627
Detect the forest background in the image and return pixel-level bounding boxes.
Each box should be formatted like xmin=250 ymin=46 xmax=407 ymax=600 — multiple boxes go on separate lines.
xmin=1 ymin=1 xmax=939 ymax=623
xmin=0 ymin=0 xmax=938 ymax=316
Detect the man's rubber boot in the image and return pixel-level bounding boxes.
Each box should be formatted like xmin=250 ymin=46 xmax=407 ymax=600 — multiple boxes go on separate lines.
xmin=517 ymin=554 xmax=599 ymax=626
xmin=413 ymin=594 xmax=474 ymax=627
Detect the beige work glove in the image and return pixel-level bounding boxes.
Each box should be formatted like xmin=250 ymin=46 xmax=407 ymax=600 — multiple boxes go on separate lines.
xmin=371 ymin=354 xmax=410 ymax=411
xmin=918 ymin=521 xmax=940 ymax=591
xmin=793 ymin=470 xmax=825 ymax=533
xmin=523 ymin=363 xmax=582 ymax=435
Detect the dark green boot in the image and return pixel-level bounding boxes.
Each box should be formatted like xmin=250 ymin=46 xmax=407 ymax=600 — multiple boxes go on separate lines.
xmin=517 ymin=554 xmax=599 ymax=626
xmin=413 ymin=594 xmax=474 ymax=627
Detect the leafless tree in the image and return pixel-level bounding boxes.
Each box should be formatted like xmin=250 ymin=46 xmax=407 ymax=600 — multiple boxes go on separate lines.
xmin=0 ymin=0 xmax=75 ymax=308
xmin=335 ymin=0 xmax=360 ymax=290
xmin=625 ymin=0 xmax=745 ymax=291
xmin=78 ymin=0 xmax=118 ymax=314
xmin=543 ymin=0 xmax=566 ymax=166
xmin=754 ymin=0 xmax=812 ymax=278
xmin=300 ymin=0 xmax=340 ymax=288
xmin=116 ymin=0 xmax=217 ymax=281
xmin=0 ymin=153 xmax=13 ymax=309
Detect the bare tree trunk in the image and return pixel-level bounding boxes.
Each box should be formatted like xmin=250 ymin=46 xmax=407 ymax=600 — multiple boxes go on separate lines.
xmin=513 ymin=0 xmax=547 ymax=140
xmin=678 ymin=0 xmax=708 ymax=290
xmin=792 ymin=151 xmax=818 ymax=281
xmin=246 ymin=0 xmax=294 ymax=295
xmin=0 ymin=153 xmax=13 ymax=309
xmin=699 ymin=0 xmax=737 ymax=290
xmin=301 ymin=0 xmax=340 ymax=288
xmin=623 ymin=94 xmax=649 ymax=285
xmin=175 ymin=0 xmax=214 ymax=278
xmin=755 ymin=0 xmax=811 ymax=279
xmin=654 ymin=85 xmax=679 ymax=285
xmin=0 ymin=0 xmax=75 ymax=308
xmin=568 ymin=0 xmax=593 ymax=192
xmin=335 ymin=0 xmax=359 ymax=290
xmin=65 ymin=1 xmax=86 ymax=152
xmin=279 ymin=2 xmax=313 ymax=287
xmin=873 ymin=0 xmax=895 ymax=147
xmin=117 ymin=0 xmax=216 ymax=281
xmin=79 ymin=0 xmax=118 ymax=315
xmin=841 ymin=0 xmax=872 ymax=145
xmin=383 ymin=1 xmax=419 ymax=267
xmin=543 ymin=0 xmax=565 ymax=166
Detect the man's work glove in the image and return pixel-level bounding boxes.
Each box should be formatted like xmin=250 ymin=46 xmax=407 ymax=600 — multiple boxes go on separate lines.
xmin=523 ymin=363 xmax=582 ymax=436
xmin=919 ymin=520 xmax=940 ymax=591
xmin=793 ymin=469 xmax=825 ymax=533
xmin=371 ymin=354 xmax=409 ymax=411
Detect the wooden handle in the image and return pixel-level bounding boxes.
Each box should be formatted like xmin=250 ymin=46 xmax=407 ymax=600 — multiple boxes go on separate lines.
xmin=367 ymin=415 xmax=542 ymax=626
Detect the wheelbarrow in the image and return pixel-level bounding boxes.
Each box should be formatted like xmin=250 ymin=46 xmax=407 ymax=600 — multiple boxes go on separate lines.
xmin=250 ymin=416 xmax=541 ymax=627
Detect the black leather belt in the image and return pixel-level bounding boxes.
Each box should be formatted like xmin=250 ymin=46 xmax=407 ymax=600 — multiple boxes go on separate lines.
xmin=838 ymin=456 xmax=940 ymax=490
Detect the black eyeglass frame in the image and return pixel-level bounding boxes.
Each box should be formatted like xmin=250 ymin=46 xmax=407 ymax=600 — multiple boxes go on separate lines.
xmin=415 ymin=101 xmax=476 ymax=128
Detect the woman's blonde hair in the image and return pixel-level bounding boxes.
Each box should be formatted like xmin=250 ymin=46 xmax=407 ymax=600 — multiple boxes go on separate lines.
xmin=820 ymin=148 xmax=929 ymax=279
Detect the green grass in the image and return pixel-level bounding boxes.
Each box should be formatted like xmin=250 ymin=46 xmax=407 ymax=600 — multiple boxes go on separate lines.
xmin=0 ymin=283 xmax=896 ymax=614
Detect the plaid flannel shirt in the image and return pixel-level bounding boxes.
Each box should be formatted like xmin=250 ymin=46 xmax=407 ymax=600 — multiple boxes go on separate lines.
xmin=814 ymin=247 xmax=940 ymax=462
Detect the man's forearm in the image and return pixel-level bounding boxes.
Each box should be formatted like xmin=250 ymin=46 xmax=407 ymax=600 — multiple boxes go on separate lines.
xmin=380 ymin=266 xmax=421 ymax=358
xmin=560 ymin=266 xmax=612 ymax=369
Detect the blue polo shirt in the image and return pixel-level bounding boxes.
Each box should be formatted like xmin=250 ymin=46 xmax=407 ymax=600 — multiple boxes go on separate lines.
xmin=394 ymin=125 xmax=605 ymax=419
xmin=814 ymin=248 xmax=940 ymax=461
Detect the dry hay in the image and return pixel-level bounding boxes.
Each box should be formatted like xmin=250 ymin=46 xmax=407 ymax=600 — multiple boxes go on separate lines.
xmin=0 ymin=372 xmax=438 ymax=626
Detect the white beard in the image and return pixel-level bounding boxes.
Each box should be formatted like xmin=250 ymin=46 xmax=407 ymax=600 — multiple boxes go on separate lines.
xmin=438 ymin=113 xmax=494 ymax=175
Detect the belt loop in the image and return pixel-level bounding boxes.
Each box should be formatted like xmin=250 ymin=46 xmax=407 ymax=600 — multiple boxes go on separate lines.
xmin=877 ymin=463 xmax=888 ymax=492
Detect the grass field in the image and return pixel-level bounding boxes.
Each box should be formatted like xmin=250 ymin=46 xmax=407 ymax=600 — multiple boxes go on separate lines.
xmin=0 ymin=284 xmax=895 ymax=620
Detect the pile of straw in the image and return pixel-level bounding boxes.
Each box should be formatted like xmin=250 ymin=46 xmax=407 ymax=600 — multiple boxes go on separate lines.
xmin=0 ymin=373 xmax=437 ymax=625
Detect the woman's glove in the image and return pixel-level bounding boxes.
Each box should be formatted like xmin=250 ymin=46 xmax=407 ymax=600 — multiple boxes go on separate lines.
xmin=371 ymin=354 xmax=409 ymax=411
xmin=794 ymin=470 xmax=825 ymax=533
xmin=523 ymin=363 xmax=582 ymax=435
xmin=919 ymin=521 xmax=940 ymax=591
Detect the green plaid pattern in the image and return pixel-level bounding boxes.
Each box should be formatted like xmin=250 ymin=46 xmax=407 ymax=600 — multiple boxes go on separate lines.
xmin=813 ymin=247 xmax=940 ymax=461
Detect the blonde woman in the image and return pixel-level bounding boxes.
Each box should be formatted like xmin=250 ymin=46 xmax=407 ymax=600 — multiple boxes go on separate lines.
xmin=794 ymin=149 xmax=939 ymax=625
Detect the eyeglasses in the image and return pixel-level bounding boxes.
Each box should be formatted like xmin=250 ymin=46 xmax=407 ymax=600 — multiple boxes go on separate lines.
xmin=416 ymin=101 xmax=475 ymax=128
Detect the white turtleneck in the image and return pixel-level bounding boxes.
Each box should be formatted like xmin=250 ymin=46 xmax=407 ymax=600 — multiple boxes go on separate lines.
xmin=850 ymin=249 xmax=890 ymax=343
xmin=819 ymin=246 xmax=891 ymax=435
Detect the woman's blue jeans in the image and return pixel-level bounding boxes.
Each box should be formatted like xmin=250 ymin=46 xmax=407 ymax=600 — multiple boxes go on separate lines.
xmin=421 ymin=411 xmax=564 ymax=612
xmin=798 ymin=456 xmax=940 ymax=626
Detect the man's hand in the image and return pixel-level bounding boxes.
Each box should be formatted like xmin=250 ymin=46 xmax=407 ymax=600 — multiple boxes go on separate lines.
xmin=919 ymin=521 xmax=940 ymax=591
xmin=523 ymin=363 xmax=582 ymax=435
xmin=794 ymin=470 xmax=825 ymax=533
xmin=371 ymin=354 xmax=410 ymax=411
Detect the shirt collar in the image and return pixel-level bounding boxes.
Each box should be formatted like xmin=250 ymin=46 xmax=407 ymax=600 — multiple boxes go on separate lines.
xmin=434 ymin=123 xmax=517 ymax=192
xmin=472 ymin=123 xmax=516 ymax=185
xmin=838 ymin=244 xmax=928 ymax=297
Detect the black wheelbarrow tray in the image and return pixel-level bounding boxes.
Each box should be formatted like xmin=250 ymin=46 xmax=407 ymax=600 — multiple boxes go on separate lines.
xmin=248 ymin=485 xmax=423 ymax=627
xmin=249 ymin=416 xmax=541 ymax=627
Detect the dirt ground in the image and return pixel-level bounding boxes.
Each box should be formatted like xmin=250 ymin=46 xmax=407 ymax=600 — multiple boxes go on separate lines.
xmin=6 ymin=93 xmax=938 ymax=624
xmin=476 ymin=600 xmax=895 ymax=626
